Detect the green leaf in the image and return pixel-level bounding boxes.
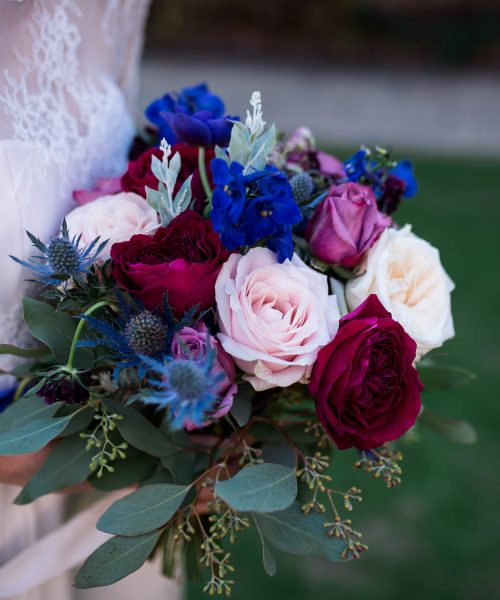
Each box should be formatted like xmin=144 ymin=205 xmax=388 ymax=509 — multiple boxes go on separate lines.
xmin=230 ymin=383 xmax=253 ymax=426
xmin=254 ymin=502 xmax=348 ymax=562
xmin=0 ymin=395 xmax=61 ymax=433
xmin=261 ymin=441 xmax=297 ymax=468
xmin=14 ymin=435 xmax=91 ymax=504
xmin=105 ymin=399 xmax=176 ymax=457
xmin=252 ymin=515 xmax=277 ymax=576
xmin=97 ymin=483 xmax=189 ymax=536
xmin=418 ymin=361 xmax=476 ymax=391
xmin=74 ymin=530 xmax=161 ymax=588
xmin=89 ymin=452 xmax=157 ymax=491
xmin=215 ymin=463 xmax=297 ymax=513
xmin=0 ymin=415 xmax=73 ymax=455
xmin=0 ymin=343 xmax=50 ymax=358
xmin=57 ymin=405 xmax=94 ymax=437
xmin=22 ymin=298 xmax=93 ymax=368
xmin=160 ymin=449 xmax=195 ymax=486
xmin=419 ymin=409 xmax=477 ymax=444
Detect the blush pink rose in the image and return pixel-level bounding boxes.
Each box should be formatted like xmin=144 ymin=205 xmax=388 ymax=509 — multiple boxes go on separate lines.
xmin=172 ymin=322 xmax=237 ymax=429
xmin=215 ymin=247 xmax=340 ymax=391
xmin=305 ymin=182 xmax=391 ymax=269
xmin=65 ymin=192 xmax=159 ymax=260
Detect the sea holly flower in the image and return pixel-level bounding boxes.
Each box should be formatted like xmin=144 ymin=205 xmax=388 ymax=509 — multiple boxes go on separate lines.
xmin=78 ymin=293 xmax=199 ymax=379
xmin=344 ymin=146 xmax=418 ymax=215
xmin=11 ymin=220 xmax=106 ymax=286
xmin=210 ymin=158 xmax=302 ymax=262
xmin=145 ymin=83 xmax=235 ymax=147
xmin=141 ymin=345 xmax=225 ymax=429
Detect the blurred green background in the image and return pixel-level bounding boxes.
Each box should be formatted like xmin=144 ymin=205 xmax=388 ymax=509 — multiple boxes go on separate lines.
xmin=143 ymin=2 xmax=500 ymax=598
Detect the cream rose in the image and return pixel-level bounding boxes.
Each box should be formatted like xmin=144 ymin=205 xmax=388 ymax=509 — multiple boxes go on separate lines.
xmin=65 ymin=192 xmax=159 ymax=259
xmin=215 ymin=247 xmax=340 ymax=391
xmin=346 ymin=225 xmax=454 ymax=358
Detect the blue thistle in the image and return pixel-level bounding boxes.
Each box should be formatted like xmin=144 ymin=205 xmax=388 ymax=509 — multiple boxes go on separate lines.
xmin=11 ymin=220 xmax=106 ymax=286
xmin=78 ymin=293 xmax=199 ymax=380
xmin=141 ymin=345 xmax=224 ymax=429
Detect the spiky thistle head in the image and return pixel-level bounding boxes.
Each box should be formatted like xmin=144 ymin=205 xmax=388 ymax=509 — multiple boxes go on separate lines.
xmin=124 ymin=311 xmax=167 ymax=356
xmin=141 ymin=345 xmax=225 ymax=430
xmin=11 ymin=220 xmax=106 ymax=286
xmin=290 ymin=172 xmax=314 ymax=205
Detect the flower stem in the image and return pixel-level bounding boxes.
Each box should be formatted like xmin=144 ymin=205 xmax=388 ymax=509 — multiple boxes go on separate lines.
xmin=198 ymin=146 xmax=213 ymax=211
xmin=66 ymin=300 xmax=111 ymax=372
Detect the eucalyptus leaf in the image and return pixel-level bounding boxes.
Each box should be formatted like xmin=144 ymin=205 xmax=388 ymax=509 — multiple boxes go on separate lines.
xmin=161 ymin=449 xmax=195 ymax=486
xmin=90 ymin=453 xmax=157 ymax=491
xmin=57 ymin=405 xmax=94 ymax=437
xmin=254 ymin=502 xmax=348 ymax=562
xmin=97 ymin=483 xmax=189 ymax=536
xmin=0 ymin=343 xmax=49 ymax=359
xmin=74 ymin=530 xmax=162 ymax=588
xmin=0 ymin=395 xmax=60 ymax=433
xmin=22 ymin=298 xmax=93 ymax=368
xmin=104 ymin=399 xmax=176 ymax=457
xmin=0 ymin=414 xmax=73 ymax=455
xmin=215 ymin=463 xmax=297 ymax=513
xmin=252 ymin=515 xmax=277 ymax=576
xmin=261 ymin=441 xmax=297 ymax=468
xmin=230 ymin=383 xmax=253 ymax=426
xmin=419 ymin=409 xmax=477 ymax=444
xmin=14 ymin=435 xmax=91 ymax=504
xmin=418 ymin=362 xmax=476 ymax=391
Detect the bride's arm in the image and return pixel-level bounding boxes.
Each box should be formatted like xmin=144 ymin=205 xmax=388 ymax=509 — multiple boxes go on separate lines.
xmin=0 ymin=447 xmax=51 ymax=487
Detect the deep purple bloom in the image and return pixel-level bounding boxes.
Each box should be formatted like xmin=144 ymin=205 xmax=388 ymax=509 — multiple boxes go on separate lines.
xmin=39 ymin=378 xmax=89 ymax=405
xmin=162 ymin=110 xmax=235 ymax=147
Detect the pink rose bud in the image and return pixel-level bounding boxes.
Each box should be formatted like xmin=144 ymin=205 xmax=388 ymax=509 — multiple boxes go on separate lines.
xmin=305 ymin=182 xmax=391 ymax=269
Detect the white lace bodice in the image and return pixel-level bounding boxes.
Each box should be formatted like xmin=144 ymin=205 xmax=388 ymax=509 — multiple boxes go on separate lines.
xmin=0 ymin=0 xmax=151 ymax=387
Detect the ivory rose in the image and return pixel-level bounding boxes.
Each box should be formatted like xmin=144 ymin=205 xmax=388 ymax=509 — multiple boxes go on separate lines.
xmin=65 ymin=192 xmax=159 ymax=260
xmin=346 ymin=225 xmax=455 ymax=358
xmin=215 ymin=247 xmax=340 ymax=391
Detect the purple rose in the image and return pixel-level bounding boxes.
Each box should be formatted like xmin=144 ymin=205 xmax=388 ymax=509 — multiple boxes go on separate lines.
xmin=172 ymin=323 xmax=237 ymax=429
xmin=305 ymin=182 xmax=391 ymax=268
xmin=309 ymin=294 xmax=422 ymax=450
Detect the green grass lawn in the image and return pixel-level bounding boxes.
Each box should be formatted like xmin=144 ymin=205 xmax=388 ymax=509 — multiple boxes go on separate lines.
xmin=187 ymin=153 xmax=500 ymax=600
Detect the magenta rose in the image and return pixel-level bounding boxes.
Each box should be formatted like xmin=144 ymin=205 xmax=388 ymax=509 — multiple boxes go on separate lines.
xmin=309 ymin=294 xmax=422 ymax=450
xmin=172 ymin=322 xmax=237 ymax=429
xmin=305 ymin=182 xmax=391 ymax=268
xmin=121 ymin=144 xmax=215 ymax=207
xmin=110 ymin=210 xmax=229 ymax=315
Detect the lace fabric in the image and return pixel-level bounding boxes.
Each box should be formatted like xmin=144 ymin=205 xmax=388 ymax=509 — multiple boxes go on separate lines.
xmin=0 ymin=0 xmax=151 ymax=387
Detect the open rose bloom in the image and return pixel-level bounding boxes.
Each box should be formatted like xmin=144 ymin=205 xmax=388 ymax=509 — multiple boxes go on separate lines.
xmin=4 ymin=87 xmax=472 ymax=594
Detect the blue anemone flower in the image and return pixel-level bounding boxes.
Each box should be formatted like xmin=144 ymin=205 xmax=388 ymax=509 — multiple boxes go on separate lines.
xmin=145 ymin=83 xmax=235 ymax=146
xmin=210 ymin=159 xmax=302 ymax=262
xmin=140 ymin=348 xmax=225 ymax=430
xmin=11 ymin=220 xmax=105 ymax=286
xmin=78 ymin=293 xmax=199 ymax=380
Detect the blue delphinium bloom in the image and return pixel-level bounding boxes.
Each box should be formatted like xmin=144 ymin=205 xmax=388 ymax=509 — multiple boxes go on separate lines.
xmin=145 ymin=83 xmax=235 ymax=146
xmin=210 ymin=158 xmax=302 ymax=262
xmin=141 ymin=347 xmax=224 ymax=429
xmin=78 ymin=293 xmax=199 ymax=380
xmin=11 ymin=220 xmax=105 ymax=286
xmin=344 ymin=148 xmax=417 ymax=215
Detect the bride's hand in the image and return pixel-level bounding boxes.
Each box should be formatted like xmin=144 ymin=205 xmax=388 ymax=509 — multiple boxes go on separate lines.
xmin=0 ymin=446 xmax=52 ymax=487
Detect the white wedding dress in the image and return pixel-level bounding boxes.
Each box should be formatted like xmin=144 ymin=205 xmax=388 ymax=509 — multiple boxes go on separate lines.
xmin=0 ymin=2 xmax=181 ymax=599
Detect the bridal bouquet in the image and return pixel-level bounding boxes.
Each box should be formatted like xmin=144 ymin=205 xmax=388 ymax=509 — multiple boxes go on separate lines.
xmin=0 ymin=84 xmax=475 ymax=596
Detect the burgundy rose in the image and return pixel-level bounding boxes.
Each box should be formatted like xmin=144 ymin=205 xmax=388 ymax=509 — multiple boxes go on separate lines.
xmin=121 ymin=147 xmax=162 ymax=198
xmin=121 ymin=144 xmax=215 ymax=208
xmin=309 ymin=294 xmax=422 ymax=450
xmin=305 ymin=182 xmax=391 ymax=268
xmin=110 ymin=210 xmax=229 ymax=315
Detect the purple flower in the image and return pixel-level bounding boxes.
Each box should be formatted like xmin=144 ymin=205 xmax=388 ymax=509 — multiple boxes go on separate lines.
xmin=162 ymin=110 xmax=235 ymax=147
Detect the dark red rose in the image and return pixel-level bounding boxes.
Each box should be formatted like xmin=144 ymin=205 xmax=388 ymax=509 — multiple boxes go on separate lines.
xmin=110 ymin=210 xmax=229 ymax=315
xmin=309 ymin=294 xmax=422 ymax=450
xmin=121 ymin=144 xmax=215 ymax=208
xmin=121 ymin=147 xmax=162 ymax=198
